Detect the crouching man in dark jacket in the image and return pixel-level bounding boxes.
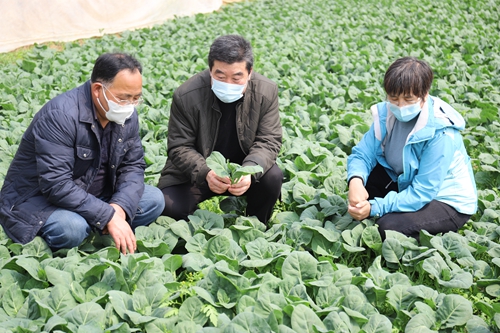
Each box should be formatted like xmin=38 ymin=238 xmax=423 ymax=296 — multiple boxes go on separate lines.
xmin=0 ymin=53 xmax=165 ymax=254
xmin=158 ymin=35 xmax=283 ymax=224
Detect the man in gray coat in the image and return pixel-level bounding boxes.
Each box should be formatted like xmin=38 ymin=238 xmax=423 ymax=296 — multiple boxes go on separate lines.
xmin=158 ymin=35 xmax=282 ymax=224
xmin=0 ymin=53 xmax=165 ymax=254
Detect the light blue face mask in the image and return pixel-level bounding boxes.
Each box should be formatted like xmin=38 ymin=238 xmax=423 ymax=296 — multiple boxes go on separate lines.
xmin=388 ymin=99 xmax=421 ymax=122
xmin=211 ymin=77 xmax=248 ymax=103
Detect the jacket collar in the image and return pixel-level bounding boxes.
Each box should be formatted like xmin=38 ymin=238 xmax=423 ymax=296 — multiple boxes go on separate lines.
xmin=399 ymin=98 xmax=432 ymax=143
xmin=431 ymin=96 xmax=465 ymax=130
xmin=403 ymin=96 xmax=466 ymax=143
xmin=374 ymin=96 xmax=460 ymax=144
xmin=78 ymin=80 xmax=97 ymax=124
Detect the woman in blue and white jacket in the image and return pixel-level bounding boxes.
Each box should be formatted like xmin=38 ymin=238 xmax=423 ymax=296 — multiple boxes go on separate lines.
xmin=347 ymin=57 xmax=477 ymax=239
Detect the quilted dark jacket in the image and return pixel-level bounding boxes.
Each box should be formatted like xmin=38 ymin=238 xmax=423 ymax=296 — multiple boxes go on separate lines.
xmin=157 ymin=70 xmax=282 ymax=188
xmin=0 ymin=81 xmax=146 ymax=244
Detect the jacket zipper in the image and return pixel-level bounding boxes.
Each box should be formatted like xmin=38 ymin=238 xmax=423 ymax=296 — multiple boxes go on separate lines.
xmin=235 ymin=101 xmax=246 ymax=154
xmin=10 ymin=187 xmax=41 ymax=211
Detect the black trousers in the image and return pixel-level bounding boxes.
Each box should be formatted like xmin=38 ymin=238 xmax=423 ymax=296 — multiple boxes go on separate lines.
xmin=366 ymin=164 xmax=471 ymax=239
xmin=160 ymin=164 xmax=283 ymax=223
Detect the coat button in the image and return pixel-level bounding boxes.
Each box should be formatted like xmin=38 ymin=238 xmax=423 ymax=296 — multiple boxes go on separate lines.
xmin=39 ymin=221 xmax=43 ymax=225
xmin=96 ymin=222 xmax=101 ymax=226
xmin=118 ymin=138 xmax=123 ymax=143
xmin=83 ymin=154 xmax=87 ymax=157
xmin=111 ymin=165 xmax=115 ymax=169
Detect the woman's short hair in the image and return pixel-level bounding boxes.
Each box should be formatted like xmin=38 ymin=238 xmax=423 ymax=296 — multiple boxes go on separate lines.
xmin=91 ymin=53 xmax=142 ymax=85
xmin=384 ymin=57 xmax=433 ymax=99
xmin=208 ymin=35 xmax=253 ymax=73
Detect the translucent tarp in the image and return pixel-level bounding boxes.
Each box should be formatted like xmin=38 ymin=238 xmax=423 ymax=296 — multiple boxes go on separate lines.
xmin=0 ymin=0 xmax=223 ymax=53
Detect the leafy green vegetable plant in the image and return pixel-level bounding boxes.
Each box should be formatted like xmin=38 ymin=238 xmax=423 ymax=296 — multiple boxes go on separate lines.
xmin=206 ymin=151 xmax=263 ymax=184
xmin=0 ymin=0 xmax=500 ymax=331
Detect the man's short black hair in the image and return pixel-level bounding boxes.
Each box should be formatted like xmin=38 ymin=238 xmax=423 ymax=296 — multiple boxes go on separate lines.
xmin=208 ymin=35 xmax=253 ymax=73
xmin=91 ymin=53 xmax=142 ymax=85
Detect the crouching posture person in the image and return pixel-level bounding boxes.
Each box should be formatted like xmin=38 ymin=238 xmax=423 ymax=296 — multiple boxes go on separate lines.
xmin=158 ymin=35 xmax=283 ymax=224
xmin=0 ymin=53 xmax=165 ymax=254
xmin=347 ymin=57 xmax=477 ymax=239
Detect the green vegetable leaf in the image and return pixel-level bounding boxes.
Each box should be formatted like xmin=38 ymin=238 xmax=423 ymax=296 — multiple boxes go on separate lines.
xmin=206 ymin=151 xmax=231 ymax=178
xmin=206 ymin=151 xmax=263 ymax=184
xmin=232 ymin=164 xmax=263 ymax=183
xmin=436 ymin=294 xmax=473 ymax=328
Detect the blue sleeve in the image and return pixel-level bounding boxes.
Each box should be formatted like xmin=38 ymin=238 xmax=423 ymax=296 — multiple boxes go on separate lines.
xmin=347 ymin=123 xmax=379 ymax=185
xmin=369 ymin=129 xmax=455 ymax=217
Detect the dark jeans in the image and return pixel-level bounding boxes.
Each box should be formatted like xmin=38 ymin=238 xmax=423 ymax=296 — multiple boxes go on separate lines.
xmin=366 ymin=164 xmax=471 ymax=239
xmin=160 ymin=164 xmax=283 ymax=223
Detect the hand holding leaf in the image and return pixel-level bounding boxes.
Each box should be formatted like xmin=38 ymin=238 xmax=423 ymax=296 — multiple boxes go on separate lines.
xmin=232 ymin=165 xmax=263 ymax=183
xmin=206 ymin=151 xmax=263 ymax=184
xmin=206 ymin=151 xmax=231 ymax=178
xmin=228 ymin=174 xmax=251 ymax=196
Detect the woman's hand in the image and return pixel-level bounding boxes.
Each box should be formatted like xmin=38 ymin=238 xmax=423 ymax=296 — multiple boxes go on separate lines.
xmin=347 ymin=177 xmax=371 ymax=220
xmin=348 ymin=200 xmax=371 ymax=221
xmin=348 ymin=178 xmax=368 ymax=206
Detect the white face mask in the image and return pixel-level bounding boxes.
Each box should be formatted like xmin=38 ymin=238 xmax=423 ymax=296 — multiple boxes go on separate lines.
xmin=97 ymin=87 xmax=135 ymax=125
xmin=211 ymin=76 xmax=248 ymax=103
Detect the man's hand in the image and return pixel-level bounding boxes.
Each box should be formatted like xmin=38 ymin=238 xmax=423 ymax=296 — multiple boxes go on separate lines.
xmin=104 ymin=204 xmax=136 ymax=255
xmin=228 ymin=174 xmax=251 ymax=196
xmin=109 ymin=203 xmax=126 ymax=220
xmin=206 ymin=170 xmax=230 ymax=194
